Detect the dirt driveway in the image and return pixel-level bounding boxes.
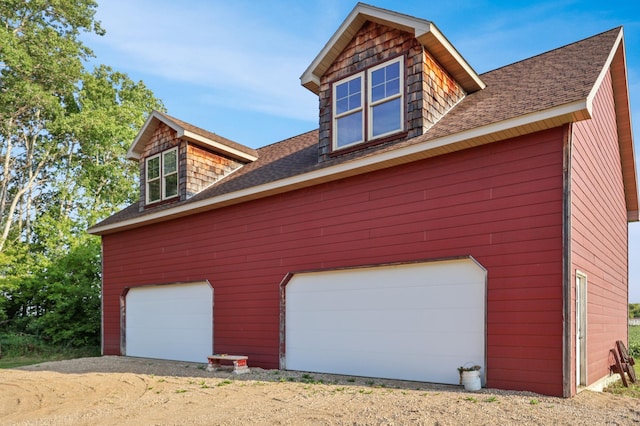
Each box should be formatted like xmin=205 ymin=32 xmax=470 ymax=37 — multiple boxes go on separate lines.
xmin=1 ymin=356 xmax=639 ymax=425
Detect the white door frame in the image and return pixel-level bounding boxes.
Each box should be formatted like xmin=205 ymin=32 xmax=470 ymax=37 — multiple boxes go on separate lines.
xmin=575 ymin=271 xmax=587 ymax=387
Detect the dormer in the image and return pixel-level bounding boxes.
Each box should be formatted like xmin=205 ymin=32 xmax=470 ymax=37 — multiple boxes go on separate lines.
xmin=126 ymin=111 xmax=258 ymax=210
xmin=301 ymin=3 xmax=485 ymax=162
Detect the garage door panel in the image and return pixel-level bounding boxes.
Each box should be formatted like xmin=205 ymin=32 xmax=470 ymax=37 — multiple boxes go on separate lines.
xmin=126 ymin=282 xmax=213 ymax=363
xmin=288 ymin=283 xmax=483 ymax=312
xmin=285 ymin=259 xmax=486 ymax=384
xmin=287 ymin=347 xmax=476 ymax=384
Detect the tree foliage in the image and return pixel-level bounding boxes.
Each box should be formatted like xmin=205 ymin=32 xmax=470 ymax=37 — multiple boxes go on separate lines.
xmin=0 ymin=1 xmax=164 ymax=347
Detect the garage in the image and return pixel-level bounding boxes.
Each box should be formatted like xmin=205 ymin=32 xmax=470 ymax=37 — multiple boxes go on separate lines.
xmin=125 ymin=282 xmax=213 ymax=363
xmin=283 ymin=258 xmax=486 ymax=385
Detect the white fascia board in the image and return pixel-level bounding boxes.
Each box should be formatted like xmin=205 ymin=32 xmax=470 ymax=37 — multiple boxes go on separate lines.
xmin=424 ymin=24 xmax=486 ymax=91
xmin=300 ymin=5 xmax=362 ymax=89
xmin=585 ymin=29 xmax=623 ymax=114
xmin=89 ymin=100 xmax=589 ymax=235
xmin=301 ymin=4 xmax=432 ymax=91
xmin=126 ymin=112 xmax=164 ymax=160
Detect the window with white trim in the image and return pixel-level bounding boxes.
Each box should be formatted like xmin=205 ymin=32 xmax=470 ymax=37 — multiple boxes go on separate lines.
xmin=332 ymin=57 xmax=404 ymax=150
xmin=146 ymin=147 xmax=178 ymax=204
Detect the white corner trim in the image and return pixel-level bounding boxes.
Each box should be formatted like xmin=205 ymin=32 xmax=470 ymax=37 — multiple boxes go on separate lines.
xmin=585 ymin=29 xmax=624 ymax=116
xmin=88 ymin=99 xmax=590 ymax=236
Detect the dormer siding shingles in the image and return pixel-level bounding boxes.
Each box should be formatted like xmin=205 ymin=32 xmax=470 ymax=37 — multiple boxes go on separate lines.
xmin=139 ymin=122 xmax=245 ymax=208
xmin=318 ymin=21 xmax=465 ymax=162
xmin=185 ymin=144 xmax=244 ymax=199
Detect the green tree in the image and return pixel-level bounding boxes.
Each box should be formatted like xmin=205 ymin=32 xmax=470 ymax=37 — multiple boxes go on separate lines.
xmin=27 ymin=236 xmax=102 ymax=346
xmin=0 ymin=1 xmax=164 ymax=347
xmin=630 ymin=304 xmax=640 ymax=319
xmin=0 ymin=0 xmax=105 ymax=252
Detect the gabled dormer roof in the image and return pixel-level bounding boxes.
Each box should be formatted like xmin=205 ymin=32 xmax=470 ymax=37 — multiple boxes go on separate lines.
xmin=300 ymin=2 xmax=485 ymax=94
xmin=126 ymin=110 xmax=258 ymax=162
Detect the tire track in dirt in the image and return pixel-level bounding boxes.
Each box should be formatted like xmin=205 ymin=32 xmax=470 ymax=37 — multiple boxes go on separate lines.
xmin=2 ymin=357 xmax=640 ymax=425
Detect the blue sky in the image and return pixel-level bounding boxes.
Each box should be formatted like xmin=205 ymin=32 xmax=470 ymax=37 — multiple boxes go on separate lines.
xmin=86 ymin=0 xmax=640 ymax=302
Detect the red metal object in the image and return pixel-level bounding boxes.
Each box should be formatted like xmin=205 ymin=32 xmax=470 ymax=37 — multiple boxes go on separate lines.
xmin=616 ymin=340 xmax=636 ymax=383
xmin=610 ymin=348 xmax=628 ymax=387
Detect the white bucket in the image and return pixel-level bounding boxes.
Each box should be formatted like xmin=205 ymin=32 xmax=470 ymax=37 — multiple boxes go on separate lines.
xmin=461 ymin=370 xmax=481 ymax=391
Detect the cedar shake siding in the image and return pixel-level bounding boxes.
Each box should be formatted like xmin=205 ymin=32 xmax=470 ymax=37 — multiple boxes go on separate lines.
xmin=570 ymin=69 xmax=628 ymax=393
xmin=102 ymin=127 xmax=565 ymax=395
xmin=138 ymin=122 xmax=245 ymax=206
xmin=317 ymin=21 xmax=465 ymax=161
xmin=185 ymin=144 xmax=244 ymax=198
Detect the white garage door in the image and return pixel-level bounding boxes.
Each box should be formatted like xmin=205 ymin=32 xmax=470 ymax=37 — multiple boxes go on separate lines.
xmin=285 ymin=258 xmax=485 ymax=385
xmin=125 ymin=282 xmax=213 ymax=363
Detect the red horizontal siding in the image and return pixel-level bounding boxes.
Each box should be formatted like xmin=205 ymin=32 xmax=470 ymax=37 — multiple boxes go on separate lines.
xmin=102 ymin=126 xmax=566 ymax=395
xmin=570 ymin=69 xmax=628 ymax=395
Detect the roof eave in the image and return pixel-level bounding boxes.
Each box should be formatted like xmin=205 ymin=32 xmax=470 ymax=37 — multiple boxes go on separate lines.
xmin=587 ymin=28 xmax=638 ymax=222
xmin=610 ymin=30 xmax=638 ymax=222
xmin=125 ymin=111 xmax=258 ymax=163
xmin=88 ymin=100 xmax=590 ymax=236
xmin=300 ymin=3 xmax=484 ymax=95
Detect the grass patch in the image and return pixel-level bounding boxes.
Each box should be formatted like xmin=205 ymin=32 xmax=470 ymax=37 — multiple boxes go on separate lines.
xmin=603 ymin=327 xmax=640 ymax=398
xmin=0 ymin=333 xmax=99 ymax=368
xmin=299 ymin=373 xmax=323 ymax=384
xmin=603 ymin=363 xmax=640 ymax=398
xmin=629 ymin=326 xmax=640 ymax=358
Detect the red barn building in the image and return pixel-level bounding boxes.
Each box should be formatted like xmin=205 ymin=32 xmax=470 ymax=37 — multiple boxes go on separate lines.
xmin=89 ymin=4 xmax=638 ymax=397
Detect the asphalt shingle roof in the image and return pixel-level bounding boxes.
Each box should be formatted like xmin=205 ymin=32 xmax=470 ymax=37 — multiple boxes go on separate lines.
xmin=92 ymin=27 xmax=621 ymax=230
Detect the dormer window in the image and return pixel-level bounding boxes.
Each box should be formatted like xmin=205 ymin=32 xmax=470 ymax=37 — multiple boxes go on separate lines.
xmin=146 ymin=147 xmax=178 ymax=204
xmin=332 ymin=56 xmax=404 ymax=150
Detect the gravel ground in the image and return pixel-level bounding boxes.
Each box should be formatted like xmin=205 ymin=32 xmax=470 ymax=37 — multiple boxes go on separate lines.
xmin=1 ymin=356 xmax=638 ymax=425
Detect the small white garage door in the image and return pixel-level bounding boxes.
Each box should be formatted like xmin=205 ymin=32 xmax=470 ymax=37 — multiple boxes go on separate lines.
xmin=125 ymin=282 xmax=213 ymax=363
xmin=284 ymin=258 xmax=485 ymax=385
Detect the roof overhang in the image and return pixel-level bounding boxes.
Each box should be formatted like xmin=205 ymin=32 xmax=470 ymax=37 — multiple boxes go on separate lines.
xmin=126 ymin=111 xmax=258 ymax=162
xmin=586 ymin=29 xmax=638 ymax=221
xmin=300 ymin=2 xmax=486 ymax=95
xmin=89 ymin=99 xmax=594 ymax=236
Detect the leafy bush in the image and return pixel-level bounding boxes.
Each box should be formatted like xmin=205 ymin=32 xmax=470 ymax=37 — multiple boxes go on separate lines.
xmin=630 ymin=326 xmax=640 ymax=358
xmin=0 ymin=333 xmax=100 ymax=367
xmin=0 ymin=333 xmax=50 ymax=358
xmin=630 ymin=343 xmax=640 ymax=358
xmin=0 ymin=238 xmax=102 ymax=348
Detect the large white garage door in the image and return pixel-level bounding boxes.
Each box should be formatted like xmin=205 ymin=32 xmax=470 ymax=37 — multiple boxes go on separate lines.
xmin=285 ymin=258 xmax=485 ymax=384
xmin=125 ymin=282 xmax=213 ymax=363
